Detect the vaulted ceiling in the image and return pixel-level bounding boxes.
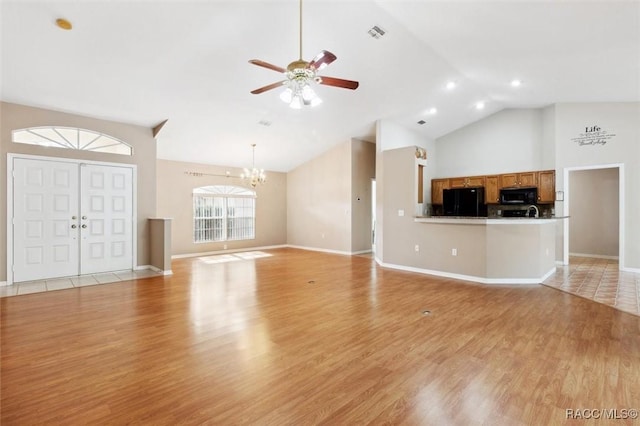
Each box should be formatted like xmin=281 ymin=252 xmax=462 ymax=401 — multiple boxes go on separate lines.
xmin=2 ymin=1 xmax=638 ymax=172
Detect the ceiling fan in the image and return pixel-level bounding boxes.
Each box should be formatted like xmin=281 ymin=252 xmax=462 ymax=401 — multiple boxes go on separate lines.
xmin=249 ymin=0 xmax=359 ymax=109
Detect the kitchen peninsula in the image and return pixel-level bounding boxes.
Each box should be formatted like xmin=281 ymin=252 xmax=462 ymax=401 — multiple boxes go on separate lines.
xmin=411 ymin=216 xmax=562 ymax=284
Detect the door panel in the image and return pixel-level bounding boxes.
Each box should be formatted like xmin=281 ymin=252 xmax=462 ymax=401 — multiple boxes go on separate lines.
xmin=80 ymin=164 xmax=133 ymax=274
xmin=13 ymin=158 xmax=79 ymax=282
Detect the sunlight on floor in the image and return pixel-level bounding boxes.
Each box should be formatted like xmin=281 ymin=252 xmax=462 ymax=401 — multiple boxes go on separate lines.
xmin=197 ymin=251 xmax=273 ymax=264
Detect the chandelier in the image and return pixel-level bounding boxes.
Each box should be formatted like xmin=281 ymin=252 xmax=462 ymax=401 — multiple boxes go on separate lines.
xmin=241 ymin=144 xmax=266 ymax=188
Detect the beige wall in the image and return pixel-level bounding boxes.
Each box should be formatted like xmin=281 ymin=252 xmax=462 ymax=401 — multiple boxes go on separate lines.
xmin=569 ymin=168 xmax=619 ymax=257
xmin=554 ymin=102 xmax=639 ymax=269
xmin=287 ymin=140 xmax=352 ymax=253
xmin=156 ymin=159 xmax=286 ymax=256
xmin=351 ymin=139 xmax=376 ymax=253
xmin=0 ymin=102 xmax=156 ymax=281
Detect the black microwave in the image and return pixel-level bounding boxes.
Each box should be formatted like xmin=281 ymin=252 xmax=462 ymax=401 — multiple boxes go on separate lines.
xmin=499 ymin=187 xmax=537 ymax=204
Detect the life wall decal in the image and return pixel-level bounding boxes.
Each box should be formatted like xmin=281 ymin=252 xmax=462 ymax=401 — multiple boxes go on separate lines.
xmin=571 ymin=125 xmax=616 ymax=147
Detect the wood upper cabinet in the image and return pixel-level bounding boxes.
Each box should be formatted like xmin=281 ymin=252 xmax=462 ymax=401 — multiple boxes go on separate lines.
xmin=537 ymin=170 xmax=556 ymax=203
xmin=485 ymin=175 xmax=500 ymax=204
xmin=431 ymin=178 xmax=450 ymax=205
xmin=433 ymin=169 xmax=554 ymax=205
xmin=499 ymin=172 xmax=537 ymax=188
xmin=450 ymin=176 xmax=485 ymax=188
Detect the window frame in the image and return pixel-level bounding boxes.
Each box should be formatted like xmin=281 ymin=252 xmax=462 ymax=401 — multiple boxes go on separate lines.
xmin=192 ymin=185 xmax=256 ymax=243
xmin=11 ymin=126 xmax=133 ymax=156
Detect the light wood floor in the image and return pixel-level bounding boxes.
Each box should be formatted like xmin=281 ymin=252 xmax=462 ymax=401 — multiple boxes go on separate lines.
xmin=2 ymin=248 xmax=639 ymax=425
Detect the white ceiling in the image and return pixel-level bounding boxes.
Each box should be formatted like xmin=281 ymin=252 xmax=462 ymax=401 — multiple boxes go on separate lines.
xmin=2 ymin=1 xmax=639 ymax=172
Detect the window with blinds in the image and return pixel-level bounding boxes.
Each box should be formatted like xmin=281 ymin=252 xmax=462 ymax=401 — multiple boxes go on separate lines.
xmin=193 ymin=185 xmax=256 ymax=243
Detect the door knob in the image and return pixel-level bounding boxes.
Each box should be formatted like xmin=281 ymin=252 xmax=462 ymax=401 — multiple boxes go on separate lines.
xmin=81 ymin=224 xmax=87 ymax=229
xmin=72 ymin=215 xmax=77 ymax=220
xmin=82 ymin=216 xmax=87 ymax=220
xmin=71 ymin=224 xmax=77 ymax=229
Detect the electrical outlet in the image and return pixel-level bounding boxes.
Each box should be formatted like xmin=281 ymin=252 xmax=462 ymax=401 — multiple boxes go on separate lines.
xmin=415 ymin=244 xmax=420 ymax=252
xmin=321 ymin=233 xmax=325 ymax=239
xmin=223 ymin=244 xmax=228 ymax=250
xmin=451 ymin=248 xmax=457 ymax=256
xmin=398 ymin=209 xmax=405 ymax=217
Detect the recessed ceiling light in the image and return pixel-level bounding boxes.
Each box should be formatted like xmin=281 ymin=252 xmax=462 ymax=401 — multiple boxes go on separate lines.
xmin=428 ymin=107 xmax=437 ymax=115
xmin=446 ymin=81 xmax=457 ymax=90
xmin=55 ymin=18 xmax=72 ymax=30
xmin=476 ymin=101 xmax=485 ymax=110
xmin=510 ymin=79 xmax=522 ymax=87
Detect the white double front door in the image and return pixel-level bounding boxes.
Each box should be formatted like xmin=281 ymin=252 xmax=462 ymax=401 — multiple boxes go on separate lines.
xmin=11 ymin=157 xmax=134 ymax=282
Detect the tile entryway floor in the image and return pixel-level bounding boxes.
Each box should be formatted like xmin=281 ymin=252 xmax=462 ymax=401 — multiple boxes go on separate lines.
xmin=543 ymin=256 xmax=640 ymax=316
xmin=0 ymin=269 xmax=163 ymax=298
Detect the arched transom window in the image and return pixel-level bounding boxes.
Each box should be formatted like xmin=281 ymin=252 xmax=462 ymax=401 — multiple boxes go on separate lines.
xmin=12 ymin=126 xmax=133 ymax=156
xmin=193 ymin=185 xmax=256 ymax=243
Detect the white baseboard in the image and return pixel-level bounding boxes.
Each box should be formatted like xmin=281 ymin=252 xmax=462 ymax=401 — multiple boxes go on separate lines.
xmin=569 ymin=252 xmax=619 ymax=260
xmin=0 ymin=281 xmax=8 ymax=287
xmin=622 ymin=266 xmax=640 ymax=273
xmin=352 ymin=249 xmax=373 ymax=255
xmin=287 ymin=245 xmax=352 ymax=256
xmin=172 ymin=244 xmax=288 ymax=259
xmin=378 ymin=260 xmax=556 ymax=285
xmin=555 ymin=261 xmax=566 ymax=266
xmin=147 ymin=265 xmax=173 ymax=275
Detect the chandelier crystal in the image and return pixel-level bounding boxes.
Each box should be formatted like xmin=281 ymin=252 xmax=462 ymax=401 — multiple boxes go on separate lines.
xmin=241 ymin=144 xmax=266 ymax=188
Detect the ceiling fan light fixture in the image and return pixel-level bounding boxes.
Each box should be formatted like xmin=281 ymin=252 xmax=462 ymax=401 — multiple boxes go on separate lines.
xmin=280 ymin=87 xmax=293 ymax=103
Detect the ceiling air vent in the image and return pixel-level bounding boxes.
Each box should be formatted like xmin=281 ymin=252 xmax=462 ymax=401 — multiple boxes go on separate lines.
xmin=258 ymin=120 xmax=272 ymax=127
xmin=367 ymin=25 xmax=386 ymax=39
xmin=417 ymin=120 xmax=427 ymax=125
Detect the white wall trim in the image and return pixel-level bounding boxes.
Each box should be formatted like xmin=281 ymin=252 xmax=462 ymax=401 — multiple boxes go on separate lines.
xmin=286 ymin=245 xmax=352 ymax=256
xmin=563 ymin=163 xmax=624 ymax=270
xmin=0 ymin=281 xmax=8 ymax=287
xmin=378 ymin=260 xmax=556 ymax=285
xmin=352 ymin=249 xmax=372 ymax=255
xmin=143 ymin=265 xmax=173 ymax=275
xmin=172 ymin=244 xmax=289 ymax=259
xmin=569 ymin=253 xmax=619 ymax=260
xmin=622 ymin=267 xmax=640 ymax=273
xmin=555 ymin=261 xmax=565 ymax=266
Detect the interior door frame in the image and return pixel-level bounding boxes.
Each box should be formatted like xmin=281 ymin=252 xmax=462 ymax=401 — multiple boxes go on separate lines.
xmin=7 ymin=153 xmax=138 ymax=285
xmin=562 ymin=163 xmax=624 ymax=270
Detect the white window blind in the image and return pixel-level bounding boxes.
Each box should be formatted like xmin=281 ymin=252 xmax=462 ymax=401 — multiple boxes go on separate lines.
xmin=193 ymin=185 xmax=256 ymax=243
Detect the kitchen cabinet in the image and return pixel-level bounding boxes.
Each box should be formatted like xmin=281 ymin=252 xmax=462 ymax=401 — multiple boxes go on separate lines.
xmin=485 ymin=175 xmax=500 ymax=204
xmin=431 ymin=178 xmax=450 ymax=205
xmin=537 ymin=170 xmax=556 ymax=203
xmin=500 ymin=172 xmax=537 ymax=188
xmin=450 ymin=176 xmax=486 ymax=188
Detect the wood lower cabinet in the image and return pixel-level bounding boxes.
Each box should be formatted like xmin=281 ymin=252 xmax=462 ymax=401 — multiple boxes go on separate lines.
xmin=537 ymin=170 xmax=556 ymax=203
xmin=431 ymin=178 xmax=450 ymax=205
xmin=485 ymin=175 xmax=500 ymax=204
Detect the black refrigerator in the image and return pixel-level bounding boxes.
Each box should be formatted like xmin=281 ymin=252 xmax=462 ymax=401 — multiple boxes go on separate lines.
xmin=443 ymin=187 xmax=486 ymax=217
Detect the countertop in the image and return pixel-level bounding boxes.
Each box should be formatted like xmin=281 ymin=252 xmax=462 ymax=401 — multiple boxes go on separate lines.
xmin=414 ymin=216 xmax=569 ymax=225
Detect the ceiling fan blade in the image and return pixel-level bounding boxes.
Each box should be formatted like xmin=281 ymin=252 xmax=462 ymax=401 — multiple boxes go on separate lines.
xmin=251 ymin=81 xmax=286 ymax=94
xmin=249 ymin=59 xmax=286 ymax=74
xmin=317 ymin=76 xmax=359 ymax=90
xmin=308 ymin=50 xmax=337 ymax=71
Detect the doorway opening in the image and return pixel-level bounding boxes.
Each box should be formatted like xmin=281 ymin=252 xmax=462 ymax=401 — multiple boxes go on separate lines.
xmin=563 ymin=164 xmax=624 ymax=269
xmin=371 ymin=178 xmax=376 ymax=253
